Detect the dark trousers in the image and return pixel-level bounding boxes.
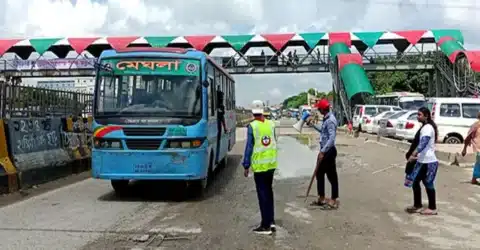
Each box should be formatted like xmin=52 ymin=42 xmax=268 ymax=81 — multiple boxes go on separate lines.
xmin=254 ymin=169 xmax=275 ymax=228
xmin=413 ymin=164 xmax=437 ymax=210
xmin=316 ymin=147 xmax=339 ymax=199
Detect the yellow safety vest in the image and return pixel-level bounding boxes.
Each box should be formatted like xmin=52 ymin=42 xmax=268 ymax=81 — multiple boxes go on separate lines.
xmin=250 ymin=119 xmax=278 ymax=173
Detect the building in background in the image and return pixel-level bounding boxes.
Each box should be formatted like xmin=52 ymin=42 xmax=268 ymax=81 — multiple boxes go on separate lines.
xmin=22 ymin=77 xmax=95 ymax=93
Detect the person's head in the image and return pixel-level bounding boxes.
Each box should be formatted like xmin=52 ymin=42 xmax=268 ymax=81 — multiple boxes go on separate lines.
xmin=251 ymin=100 xmax=264 ymax=118
xmin=418 ymin=106 xmax=438 ymax=141
xmin=417 ymin=107 xmax=432 ymax=124
xmin=314 ymin=99 xmax=330 ymax=115
xmin=477 ymin=111 xmax=480 ymax=120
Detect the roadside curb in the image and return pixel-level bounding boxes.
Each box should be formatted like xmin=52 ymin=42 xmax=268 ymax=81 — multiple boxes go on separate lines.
xmin=337 ymin=127 xmax=475 ymax=168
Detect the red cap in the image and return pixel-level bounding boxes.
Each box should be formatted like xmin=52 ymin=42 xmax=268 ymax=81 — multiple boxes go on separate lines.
xmin=314 ymin=99 xmax=330 ymax=110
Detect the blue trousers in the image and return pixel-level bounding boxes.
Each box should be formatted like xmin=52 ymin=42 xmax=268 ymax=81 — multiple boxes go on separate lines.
xmin=474 ymin=153 xmax=480 ymax=179
xmin=254 ymin=169 xmax=275 ymax=228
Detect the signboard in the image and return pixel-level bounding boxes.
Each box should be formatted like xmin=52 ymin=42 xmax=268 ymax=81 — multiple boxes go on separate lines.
xmin=8 ymin=58 xmax=96 ymax=71
xmin=99 ymin=58 xmax=200 ymax=76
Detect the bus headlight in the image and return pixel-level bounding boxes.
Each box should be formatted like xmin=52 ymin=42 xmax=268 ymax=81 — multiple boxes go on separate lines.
xmin=166 ymin=139 xmax=203 ymax=149
xmin=94 ymin=138 xmax=123 ymax=149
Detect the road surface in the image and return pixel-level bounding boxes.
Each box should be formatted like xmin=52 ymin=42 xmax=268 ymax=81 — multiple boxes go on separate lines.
xmin=0 ymin=118 xmax=478 ymax=249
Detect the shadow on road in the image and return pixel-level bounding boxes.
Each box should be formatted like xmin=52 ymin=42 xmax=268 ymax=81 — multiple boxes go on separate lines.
xmin=97 ymin=154 xmax=242 ymax=203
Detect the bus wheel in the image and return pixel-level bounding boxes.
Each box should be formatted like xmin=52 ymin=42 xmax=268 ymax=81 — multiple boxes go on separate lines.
xmin=111 ymin=180 xmax=130 ymax=196
xmin=219 ymin=156 xmax=228 ymax=169
xmin=187 ymin=159 xmax=213 ymax=198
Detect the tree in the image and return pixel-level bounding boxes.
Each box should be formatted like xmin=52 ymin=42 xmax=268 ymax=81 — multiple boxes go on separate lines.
xmin=367 ymin=70 xmax=431 ymax=95
xmin=282 ymin=89 xmax=333 ymax=108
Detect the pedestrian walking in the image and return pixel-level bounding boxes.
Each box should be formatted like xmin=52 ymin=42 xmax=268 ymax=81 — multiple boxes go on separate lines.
xmin=461 ymin=111 xmax=480 ymax=185
xmin=405 ymin=107 xmax=439 ymax=215
xmin=307 ymin=99 xmax=339 ymax=210
xmin=242 ymin=100 xmax=278 ymax=235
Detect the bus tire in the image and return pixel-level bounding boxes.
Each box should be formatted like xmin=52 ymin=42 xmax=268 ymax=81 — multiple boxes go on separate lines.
xmin=187 ymin=154 xmax=213 ymax=198
xmin=111 ymin=180 xmax=129 ymax=196
xmin=219 ymin=155 xmax=228 ymax=169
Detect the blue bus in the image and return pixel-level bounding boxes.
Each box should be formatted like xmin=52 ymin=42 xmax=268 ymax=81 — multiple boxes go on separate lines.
xmin=91 ymin=47 xmax=236 ymax=196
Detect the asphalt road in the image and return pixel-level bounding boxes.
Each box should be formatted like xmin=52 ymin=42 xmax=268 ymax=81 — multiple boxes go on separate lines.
xmin=0 ymin=118 xmax=479 ymax=250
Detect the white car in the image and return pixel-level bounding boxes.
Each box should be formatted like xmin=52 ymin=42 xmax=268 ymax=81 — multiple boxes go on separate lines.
xmin=429 ymin=97 xmax=480 ymax=144
xmin=395 ymin=111 xmax=422 ymax=141
xmin=353 ymin=105 xmax=401 ymax=131
xmin=378 ymin=111 xmax=411 ymax=137
xmin=365 ymin=111 xmax=397 ymax=134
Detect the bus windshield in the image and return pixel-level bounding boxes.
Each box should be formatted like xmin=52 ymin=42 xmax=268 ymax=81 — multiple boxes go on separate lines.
xmin=94 ymin=57 xmax=202 ymax=118
xmin=94 ymin=74 xmax=202 ymax=118
xmin=399 ymin=100 xmax=426 ymax=110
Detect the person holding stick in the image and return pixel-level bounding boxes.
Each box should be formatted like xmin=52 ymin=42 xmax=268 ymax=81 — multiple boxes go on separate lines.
xmin=306 ymin=99 xmax=339 ymax=210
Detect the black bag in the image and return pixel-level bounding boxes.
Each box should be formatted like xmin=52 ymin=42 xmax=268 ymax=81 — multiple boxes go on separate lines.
xmin=405 ymin=160 xmax=416 ymax=175
xmin=405 ymin=124 xmax=424 ymax=175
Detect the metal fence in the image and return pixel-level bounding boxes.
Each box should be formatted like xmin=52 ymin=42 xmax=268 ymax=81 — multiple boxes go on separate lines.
xmin=0 ymin=81 xmax=93 ymax=118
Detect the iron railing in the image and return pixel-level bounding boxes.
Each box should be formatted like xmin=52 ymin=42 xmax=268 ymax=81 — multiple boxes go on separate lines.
xmin=0 ymin=81 xmax=93 ymax=118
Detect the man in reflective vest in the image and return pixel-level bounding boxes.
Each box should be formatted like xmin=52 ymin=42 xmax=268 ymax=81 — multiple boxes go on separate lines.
xmin=242 ymin=100 xmax=278 ymax=235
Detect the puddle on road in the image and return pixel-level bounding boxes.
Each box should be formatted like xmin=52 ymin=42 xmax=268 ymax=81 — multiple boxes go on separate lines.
xmin=289 ymin=134 xmax=311 ymax=146
xmin=275 ymin=136 xmax=318 ymax=180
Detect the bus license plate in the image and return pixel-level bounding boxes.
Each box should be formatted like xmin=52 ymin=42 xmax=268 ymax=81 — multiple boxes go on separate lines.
xmin=134 ymin=163 xmax=153 ymax=173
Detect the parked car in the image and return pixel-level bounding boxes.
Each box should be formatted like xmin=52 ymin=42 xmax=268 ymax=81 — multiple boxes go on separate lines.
xmin=378 ymin=111 xmax=411 ymax=137
xmin=353 ymin=105 xmax=401 ymax=131
xmin=365 ymin=111 xmax=397 ymax=134
xmin=395 ymin=111 xmax=422 ymax=141
xmin=428 ymin=97 xmax=480 ymax=144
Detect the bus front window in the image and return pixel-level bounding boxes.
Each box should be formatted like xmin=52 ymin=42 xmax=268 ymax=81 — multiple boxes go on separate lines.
xmin=94 ymin=74 xmax=202 ymax=118
xmin=399 ymin=100 xmax=426 ymax=110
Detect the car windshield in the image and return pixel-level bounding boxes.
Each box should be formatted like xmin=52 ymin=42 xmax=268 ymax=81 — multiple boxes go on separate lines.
xmin=94 ymin=58 xmax=202 ymax=118
xmin=389 ymin=111 xmax=408 ymax=119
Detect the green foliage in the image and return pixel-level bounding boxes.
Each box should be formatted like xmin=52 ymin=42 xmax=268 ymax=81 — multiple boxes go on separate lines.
xmin=282 ymin=88 xmax=333 ymax=108
xmin=367 ymin=71 xmax=431 ymax=95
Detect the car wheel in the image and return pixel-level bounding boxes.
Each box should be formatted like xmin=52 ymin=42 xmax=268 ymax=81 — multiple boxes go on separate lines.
xmin=445 ymin=135 xmax=462 ymax=144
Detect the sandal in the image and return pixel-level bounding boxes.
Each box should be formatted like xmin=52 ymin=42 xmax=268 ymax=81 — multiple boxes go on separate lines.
xmin=309 ymin=199 xmax=328 ymax=207
xmin=320 ymin=202 xmax=339 ymax=210
xmin=405 ymin=206 xmax=423 ymax=214
xmin=420 ymin=209 xmax=438 ymax=216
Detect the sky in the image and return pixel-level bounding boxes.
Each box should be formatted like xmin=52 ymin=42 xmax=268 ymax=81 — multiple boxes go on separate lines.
xmin=1 ymin=0 xmax=480 ymax=107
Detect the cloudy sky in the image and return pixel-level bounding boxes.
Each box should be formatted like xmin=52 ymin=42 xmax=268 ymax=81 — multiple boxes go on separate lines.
xmin=1 ymin=0 xmax=480 ymax=106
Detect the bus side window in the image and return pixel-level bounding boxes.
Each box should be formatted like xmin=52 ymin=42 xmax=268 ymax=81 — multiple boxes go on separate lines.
xmin=208 ymin=76 xmax=215 ymax=117
xmin=225 ymin=79 xmax=231 ymax=110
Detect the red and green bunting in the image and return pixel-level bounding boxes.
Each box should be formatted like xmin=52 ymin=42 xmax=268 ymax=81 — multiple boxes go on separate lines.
xmin=431 ymin=29 xmax=466 ymax=63
xmin=0 ymin=29 xmax=476 ymax=71
xmin=328 ymin=33 xmax=375 ymax=99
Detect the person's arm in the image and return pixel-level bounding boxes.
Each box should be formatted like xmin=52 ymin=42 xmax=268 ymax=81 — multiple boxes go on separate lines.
xmin=242 ymin=125 xmax=254 ymax=169
xmin=413 ymin=126 xmax=432 ymax=156
xmin=463 ymin=122 xmax=478 ymax=150
xmin=320 ymin=121 xmax=336 ymax=153
xmin=312 ymin=123 xmax=322 ymax=133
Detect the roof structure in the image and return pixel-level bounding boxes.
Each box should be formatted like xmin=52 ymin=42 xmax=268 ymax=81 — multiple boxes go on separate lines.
xmin=0 ymin=29 xmax=477 ymax=71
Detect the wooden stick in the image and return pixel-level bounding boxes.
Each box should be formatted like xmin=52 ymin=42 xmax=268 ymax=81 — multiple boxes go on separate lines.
xmin=304 ymin=157 xmax=320 ymax=203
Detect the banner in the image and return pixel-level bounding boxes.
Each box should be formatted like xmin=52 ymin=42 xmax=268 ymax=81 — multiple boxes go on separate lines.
xmin=7 ymin=58 xmax=96 ymax=71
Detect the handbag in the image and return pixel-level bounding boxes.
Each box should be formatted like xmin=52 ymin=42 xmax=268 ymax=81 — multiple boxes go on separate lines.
xmin=405 ymin=160 xmax=416 ymax=175
xmin=405 ymin=124 xmax=424 ymax=175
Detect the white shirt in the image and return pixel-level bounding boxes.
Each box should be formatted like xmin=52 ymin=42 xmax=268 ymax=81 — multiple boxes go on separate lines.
xmin=417 ymin=124 xmax=437 ymax=163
